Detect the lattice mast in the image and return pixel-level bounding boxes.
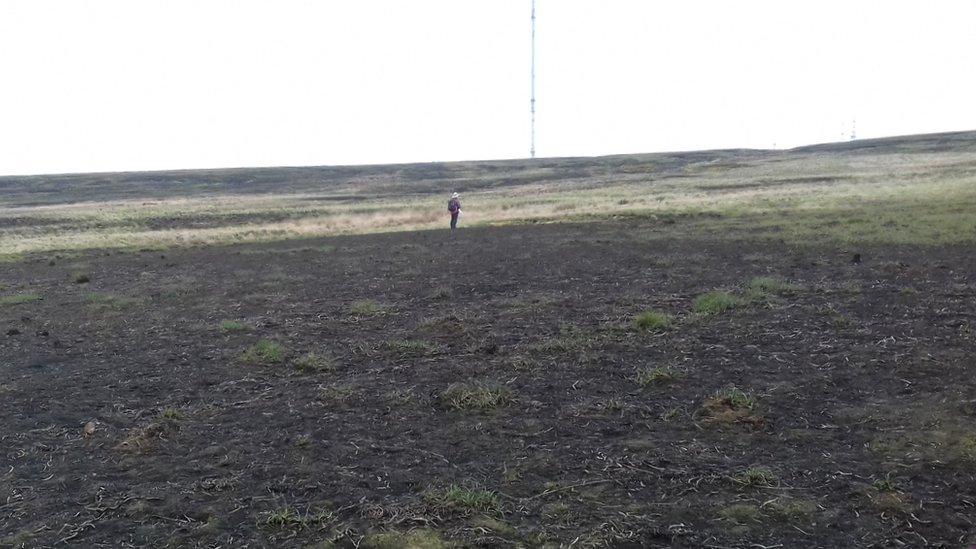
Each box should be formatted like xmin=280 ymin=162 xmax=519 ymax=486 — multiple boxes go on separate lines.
xmin=530 ymin=0 xmax=536 ymax=158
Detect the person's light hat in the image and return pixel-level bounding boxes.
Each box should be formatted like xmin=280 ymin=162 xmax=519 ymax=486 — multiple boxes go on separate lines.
xmin=451 ymin=192 xmax=460 ymax=198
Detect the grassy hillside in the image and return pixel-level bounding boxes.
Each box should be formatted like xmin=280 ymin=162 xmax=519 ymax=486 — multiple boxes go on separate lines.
xmin=1 ymin=130 xmax=975 ymax=259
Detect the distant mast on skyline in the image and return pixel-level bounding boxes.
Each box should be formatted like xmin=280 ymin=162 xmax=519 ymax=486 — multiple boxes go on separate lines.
xmin=530 ymin=0 xmax=536 ymax=159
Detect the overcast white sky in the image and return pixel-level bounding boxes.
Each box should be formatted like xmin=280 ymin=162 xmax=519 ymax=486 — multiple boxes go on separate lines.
xmin=1 ymin=1 xmax=975 ymax=176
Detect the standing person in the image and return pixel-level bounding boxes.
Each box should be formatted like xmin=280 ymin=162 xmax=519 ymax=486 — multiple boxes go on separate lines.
xmin=447 ymin=192 xmax=461 ymax=233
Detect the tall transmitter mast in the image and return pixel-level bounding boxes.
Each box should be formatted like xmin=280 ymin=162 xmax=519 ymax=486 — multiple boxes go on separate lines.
xmin=530 ymin=0 xmax=536 ymax=159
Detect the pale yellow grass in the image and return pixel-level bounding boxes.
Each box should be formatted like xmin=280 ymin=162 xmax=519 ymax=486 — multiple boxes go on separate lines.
xmin=2 ymin=145 xmax=975 ymax=258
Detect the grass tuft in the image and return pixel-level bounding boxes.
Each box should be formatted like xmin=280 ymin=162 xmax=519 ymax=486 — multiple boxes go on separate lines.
xmin=428 ymin=286 xmax=454 ymax=300
xmin=747 ymin=276 xmax=798 ymax=295
xmin=293 ymin=352 xmax=335 ymax=373
xmin=219 ymin=320 xmax=247 ymax=333
xmin=361 ymin=529 xmax=449 ymax=549
xmin=717 ymin=386 xmax=758 ymax=410
xmin=113 ymin=420 xmax=179 ymax=454
xmin=319 ymin=384 xmax=354 ymax=405
xmin=698 ymin=386 xmax=764 ymax=428
xmin=384 ymin=339 xmax=436 ymax=355
xmin=85 ymin=292 xmax=141 ymax=310
xmin=717 ymin=503 xmax=762 ymax=525
xmin=693 ymin=291 xmax=744 ymax=315
xmin=633 ymin=310 xmax=672 ymax=331
xmin=731 ymin=467 xmax=778 ymax=489
xmin=349 ymin=299 xmax=386 ymax=317
xmin=241 ymin=340 xmax=284 ymax=365
xmin=424 ymin=484 xmax=501 ymax=515
xmin=418 ymin=313 xmax=467 ymax=336
xmin=440 ymin=383 xmax=513 ymax=410
xmin=160 ymin=409 xmax=182 ymax=420
xmin=873 ymin=476 xmax=898 ymax=493
xmin=528 ymin=326 xmax=594 ymax=355
xmin=0 ymin=293 xmax=41 ymax=306
xmin=262 ymin=507 xmax=336 ymax=530
xmin=765 ymin=499 xmax=817 ymax=522
xmin=634 ymin=366 xmax=678 ymax=386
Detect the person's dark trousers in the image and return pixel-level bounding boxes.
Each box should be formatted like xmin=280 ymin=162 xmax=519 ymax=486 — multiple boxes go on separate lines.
xmin=450 ymin=213 xmax=459 ymax=230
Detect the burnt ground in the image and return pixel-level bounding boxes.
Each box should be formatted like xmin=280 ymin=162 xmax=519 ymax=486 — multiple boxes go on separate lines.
xmin=2 ymin=218 xmax=976 ymax=548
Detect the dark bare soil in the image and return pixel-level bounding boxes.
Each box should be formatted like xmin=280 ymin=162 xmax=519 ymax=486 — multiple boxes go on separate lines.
xmin=2 ymin=219 xmax=976 ymax=548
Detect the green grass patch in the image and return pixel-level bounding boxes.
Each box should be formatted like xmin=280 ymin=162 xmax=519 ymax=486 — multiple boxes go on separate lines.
xmin=635 ymin=366 xmax=677 ymax=386
xmin=633 ymin=310 xmax=672 ymax=331
xmin=219 ymin=320 xmax=247 ymax=333
xmin=717 ymin=503 xmax=762 ymax=526
xmin=241 ymin=340 xmax=284 ymax=365
xmin=765 ymin=499 xmax=817 ymax=522
xmin=873 ymin=477 xmax=898 ymax=493
xmin=85 ymin=292 xmax=141 ymax=310
xmin=262 ymin=506 xmax=336 ymax=530
xmin=425 ymin=484 xmax=501 ymax=516
xmin=747 ymin=276 xmax=797 ymax=294
xmin=693 ymin=291 xmax=744 ymax=315
xmin=662 ymin=407 xmax=681 ymax=422
xmin=528 ymin=326 xmax=595 ymax=355
xmin=830 ymin=314 xmax=854 ymax=328
xmin=959 ymin=435 xmax=976 ymax=462
xmin=0 ymin=293 xmax=41 ymax=306
xmin=384 ymin=339 xmax=435 ymax=355
xmin=160 ymin=409 xmax=182 ymax=420
xmin=428 ymin=286 xmax=454 ymax=300
xmin=440 ymin=382 xmax=513 ymax=410
xmin=349 ymin=299 xmax=386 ymax=316
xmin=0 ymin=253 xmax=25 ymax=264
xmin=746 ymin=276 xmax=800 ymax=302
xmin=731 ymin=467 xmax=778 ymax=489
xmin=716 ymin=386 xmax=758 ymax=410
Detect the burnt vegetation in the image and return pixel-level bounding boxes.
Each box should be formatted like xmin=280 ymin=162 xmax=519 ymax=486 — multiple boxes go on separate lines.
xmin=2 ymin=135 xmax=976 ymax=546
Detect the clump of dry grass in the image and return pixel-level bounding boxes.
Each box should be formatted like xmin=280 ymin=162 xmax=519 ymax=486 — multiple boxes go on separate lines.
xmin=383 ymin=339 xmax=436 ymax=355
xmin=293 ymin=352 xmax=335 ymax=373
xmin=360 ymin=529 xmax=449 ymax=549
xmin=731 ymin=467 xmax=779 ymax=489
xmin=440 ymin=382 xmax=513 ymax=410
xmin=697 ymin=386 xmax=764 ymax=429
xmin=418 ymin=313 xmax=468 ymax=336
xmin=634 ymin=366 xmax=678 ymax=386
xmin=262 ymin=507 xmax=336 ymax=530
xmin=0 ymin=293 xmax=41 ymax=306
xmin=114 ymin=419 xmax=180 ymax=454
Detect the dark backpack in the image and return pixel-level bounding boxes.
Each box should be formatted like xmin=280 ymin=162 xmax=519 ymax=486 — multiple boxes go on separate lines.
xmin=448 ymin=199 xmax=460 ymax=213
